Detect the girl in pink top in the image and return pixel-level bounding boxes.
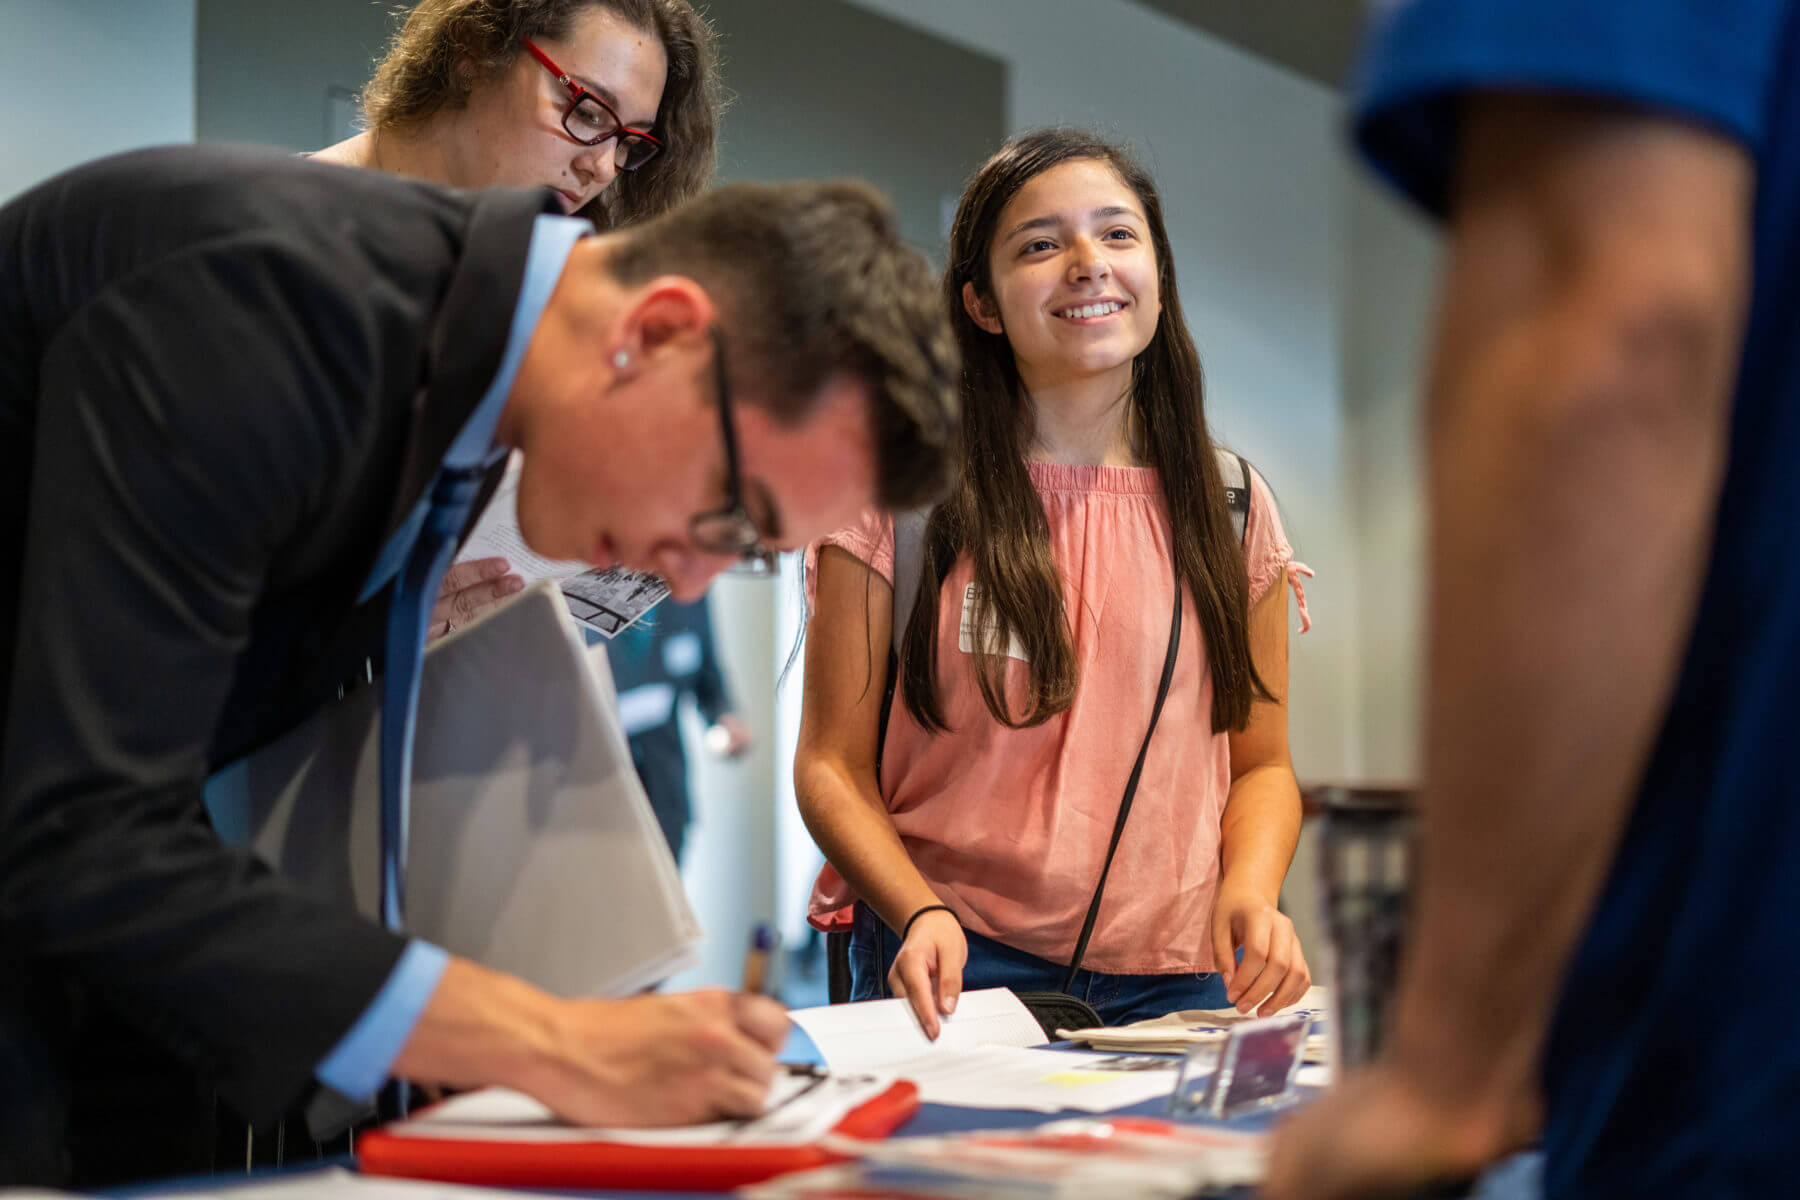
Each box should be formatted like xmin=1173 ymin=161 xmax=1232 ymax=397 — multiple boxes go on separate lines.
xmin=796 ymin=129 xmax=1312 ymax=1034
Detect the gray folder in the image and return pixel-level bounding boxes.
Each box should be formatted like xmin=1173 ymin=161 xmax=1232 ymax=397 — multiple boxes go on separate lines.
xmin=205 ymin=581 xmax=702 ymax=998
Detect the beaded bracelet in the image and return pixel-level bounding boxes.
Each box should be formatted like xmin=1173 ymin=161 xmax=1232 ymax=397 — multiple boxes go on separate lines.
xmin=901 ymin=903 xmax=957 ymax=941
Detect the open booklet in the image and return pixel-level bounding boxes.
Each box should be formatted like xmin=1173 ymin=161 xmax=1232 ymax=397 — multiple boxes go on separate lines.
xmin=788 ymin=990 xmax=1187 ymax=1114
xmin=457 ymin=455 xmax=669 ymax=637
xmin=205 ymin=582 xmax=701 ymax=998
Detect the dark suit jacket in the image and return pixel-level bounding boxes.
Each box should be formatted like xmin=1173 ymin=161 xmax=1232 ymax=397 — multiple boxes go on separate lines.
xmin=0 ymin=146 xmax=560 ymax=1185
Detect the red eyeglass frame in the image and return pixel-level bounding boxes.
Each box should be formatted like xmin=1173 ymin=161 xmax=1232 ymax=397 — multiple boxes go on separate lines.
xmin=522 ymin=39 xmax=664 ymax=166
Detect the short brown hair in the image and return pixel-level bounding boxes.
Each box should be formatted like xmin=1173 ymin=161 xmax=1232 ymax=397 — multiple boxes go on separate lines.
xmin=607 ymin=181 xmax=961 ymax=512
xmin=362 ymin=0 xmax=720 ymax=230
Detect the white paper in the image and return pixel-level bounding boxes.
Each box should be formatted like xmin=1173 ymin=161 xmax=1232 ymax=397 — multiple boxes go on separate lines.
xmin=146 ymin=1166 xmax=546 ymax=1199
xmin=786 ymin=991 xmax=1172 ymax=1113
xmin=1293 ymin=1063 xmax=1333 ymax=1089
xmin=383 ymin=1074 xmax=895 ymax=1146
xmin=455 ymin=461 xmax=588 ymax=585
xmin=880 ymin=1046 xmax=1181 ymax=1113
xmin=788 ymin=988 xmax=1047 ymax=1073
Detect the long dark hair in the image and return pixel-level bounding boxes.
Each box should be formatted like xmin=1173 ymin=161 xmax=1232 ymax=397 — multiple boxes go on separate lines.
xmin=901 ymin=127 xmax=1268 ymax=734
xmin=362 ymin=0 xmax=721 ymax=229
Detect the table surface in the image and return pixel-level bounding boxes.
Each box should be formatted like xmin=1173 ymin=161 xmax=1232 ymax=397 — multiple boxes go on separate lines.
xmin=109 ymin=1031 xmax=1542 ymax=1200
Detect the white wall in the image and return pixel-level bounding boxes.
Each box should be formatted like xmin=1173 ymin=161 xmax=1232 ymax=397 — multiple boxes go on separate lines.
xmin=1338 ymin=165 xmax=1442 ymax=783
xmin=0 ymin=0 xmax=197 ymax=203
xmin=669 ymin=576 xmax=784 ymax=989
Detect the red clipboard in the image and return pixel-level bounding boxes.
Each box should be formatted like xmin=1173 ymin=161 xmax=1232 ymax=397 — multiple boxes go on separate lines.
xmin=357 ymin=1079 xmax=920 ymax=1191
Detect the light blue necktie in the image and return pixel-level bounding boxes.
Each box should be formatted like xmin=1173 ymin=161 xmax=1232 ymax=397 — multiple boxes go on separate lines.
xmin=376 ymin=462 xmax=493 ymax=933
xmin=366 ymin=215 xmax=588 ymax=934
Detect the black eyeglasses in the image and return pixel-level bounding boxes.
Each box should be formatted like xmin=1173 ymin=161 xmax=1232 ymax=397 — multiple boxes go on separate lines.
xmin=688 ymin=328 xmax=780 ymax=577
xmin=523 ymin=40 xmax=664 ymax=171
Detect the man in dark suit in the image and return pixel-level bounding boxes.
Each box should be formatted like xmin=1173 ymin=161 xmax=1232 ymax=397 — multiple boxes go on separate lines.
xmin=0 ymin=145 xmax=957 ymax=1186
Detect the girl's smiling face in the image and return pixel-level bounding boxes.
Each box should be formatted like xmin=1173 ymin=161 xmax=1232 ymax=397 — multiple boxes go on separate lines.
xmin=965 ymin=157 xmax=1163 ymax=394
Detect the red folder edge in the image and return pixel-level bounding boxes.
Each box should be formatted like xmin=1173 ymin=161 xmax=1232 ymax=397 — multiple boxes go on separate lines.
xmin=357 ymin=1080 xmax=920 ymax=1191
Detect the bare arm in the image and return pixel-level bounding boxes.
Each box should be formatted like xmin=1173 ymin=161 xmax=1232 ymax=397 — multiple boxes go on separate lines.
xmin=1268 ymin=95 xmax=1753 ymax=1196
xmin=794 ymin=546 xmax=963 ymax=1033
xmin=1214 ymin=577 xmax=1310 ymax=1012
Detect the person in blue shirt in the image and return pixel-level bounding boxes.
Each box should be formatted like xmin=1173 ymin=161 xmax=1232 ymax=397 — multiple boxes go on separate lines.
xmin=1268 ymin=2 xmax=1800 ymax=1197
xmin=610 ymin=594 xmax=753 ymax=863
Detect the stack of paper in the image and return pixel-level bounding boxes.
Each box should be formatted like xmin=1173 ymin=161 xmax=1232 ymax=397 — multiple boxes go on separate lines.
xmin=749 ymin=1118 xmax=1266 ymax=1199
xmin=205 ymin=583 xmax=702 ymax=998
xmin=789 ymin=990 xmax=1185 ymax=1114
xmin=1056 ymin=987 xmax=1331 ymax=1062
xmin=377 ymin=1073 xmax=898 ymax=1148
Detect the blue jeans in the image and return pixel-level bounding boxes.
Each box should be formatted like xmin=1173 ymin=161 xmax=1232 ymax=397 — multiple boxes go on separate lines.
xmin=847 ymin=901 xmax=1229 ymax=1026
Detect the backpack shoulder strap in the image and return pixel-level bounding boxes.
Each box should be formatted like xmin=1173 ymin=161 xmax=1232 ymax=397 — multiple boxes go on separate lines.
xmin=1217 ymin=447 xmax=1251 ymax=547
xmin=876 ymin=508 xmax=929 ymax=789
xmin=890 ymin=508 xmax=929 ymax=661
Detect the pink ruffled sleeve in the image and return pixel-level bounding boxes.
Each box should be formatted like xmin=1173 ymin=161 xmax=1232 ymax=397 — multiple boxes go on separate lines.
xmin=802 ymin=508 xmax=896 ymax=616
xmin=1244 ymin=468 xmax=1314 ymax=633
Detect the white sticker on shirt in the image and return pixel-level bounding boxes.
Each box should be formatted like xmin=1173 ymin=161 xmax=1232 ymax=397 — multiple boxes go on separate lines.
xmin=958 ymin=583 xmax=1030 ymax=662
xmin=660 ymin=630 xmax=703 ymax=676
xmin=616 ymin=682 xmax=677 ymax=736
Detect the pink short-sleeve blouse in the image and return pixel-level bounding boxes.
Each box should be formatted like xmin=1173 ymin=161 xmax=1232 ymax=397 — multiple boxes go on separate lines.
xmin=806 ymin=461 xmax=1299 ymax=974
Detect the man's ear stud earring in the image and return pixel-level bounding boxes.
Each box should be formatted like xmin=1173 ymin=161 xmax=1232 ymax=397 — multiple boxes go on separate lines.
xmin=613 ymin=349 xmax=630 ymax=369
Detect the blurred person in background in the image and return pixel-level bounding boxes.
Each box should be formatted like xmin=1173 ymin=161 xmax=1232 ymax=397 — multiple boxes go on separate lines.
xmin=611 ymin=595 xmax=753 ymax=863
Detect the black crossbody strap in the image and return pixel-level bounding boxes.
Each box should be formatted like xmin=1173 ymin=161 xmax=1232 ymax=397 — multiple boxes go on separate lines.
xmin=1060 ymin=576 xmax=1183 ymax=993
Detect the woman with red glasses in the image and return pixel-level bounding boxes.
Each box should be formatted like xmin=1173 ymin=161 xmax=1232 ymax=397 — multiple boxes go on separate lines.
xmin=318 ymin=0 xmax=717 ymax=227
xmin=316 ymin=0 xmax=722 ymax=630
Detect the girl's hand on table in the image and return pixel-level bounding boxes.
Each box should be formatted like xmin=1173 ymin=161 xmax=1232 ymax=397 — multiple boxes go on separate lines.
xmin=1210 ymin=884 xmax=1311 ymax=1015
xmin=889 ymin=908 xmax=967 ymax=1039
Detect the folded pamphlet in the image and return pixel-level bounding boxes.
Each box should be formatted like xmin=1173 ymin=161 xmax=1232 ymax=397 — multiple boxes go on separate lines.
xmin=1057 ymin=987 xmax=1331 ymax=1061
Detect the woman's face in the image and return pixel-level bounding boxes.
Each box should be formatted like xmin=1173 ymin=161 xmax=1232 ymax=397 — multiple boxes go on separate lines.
xmin=967 ymin=158 xmax=1163 ymax=393
xmin=447 ymin=5 xmax=669 ymax=212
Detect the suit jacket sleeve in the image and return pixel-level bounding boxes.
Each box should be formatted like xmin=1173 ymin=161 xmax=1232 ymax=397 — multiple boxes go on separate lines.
xmin=0 ymin=236 xmax=410 ymax=1123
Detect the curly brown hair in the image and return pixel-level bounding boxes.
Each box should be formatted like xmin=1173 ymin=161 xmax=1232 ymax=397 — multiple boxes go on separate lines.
xmin=362 ymin=0 xmax=720 ymax=229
